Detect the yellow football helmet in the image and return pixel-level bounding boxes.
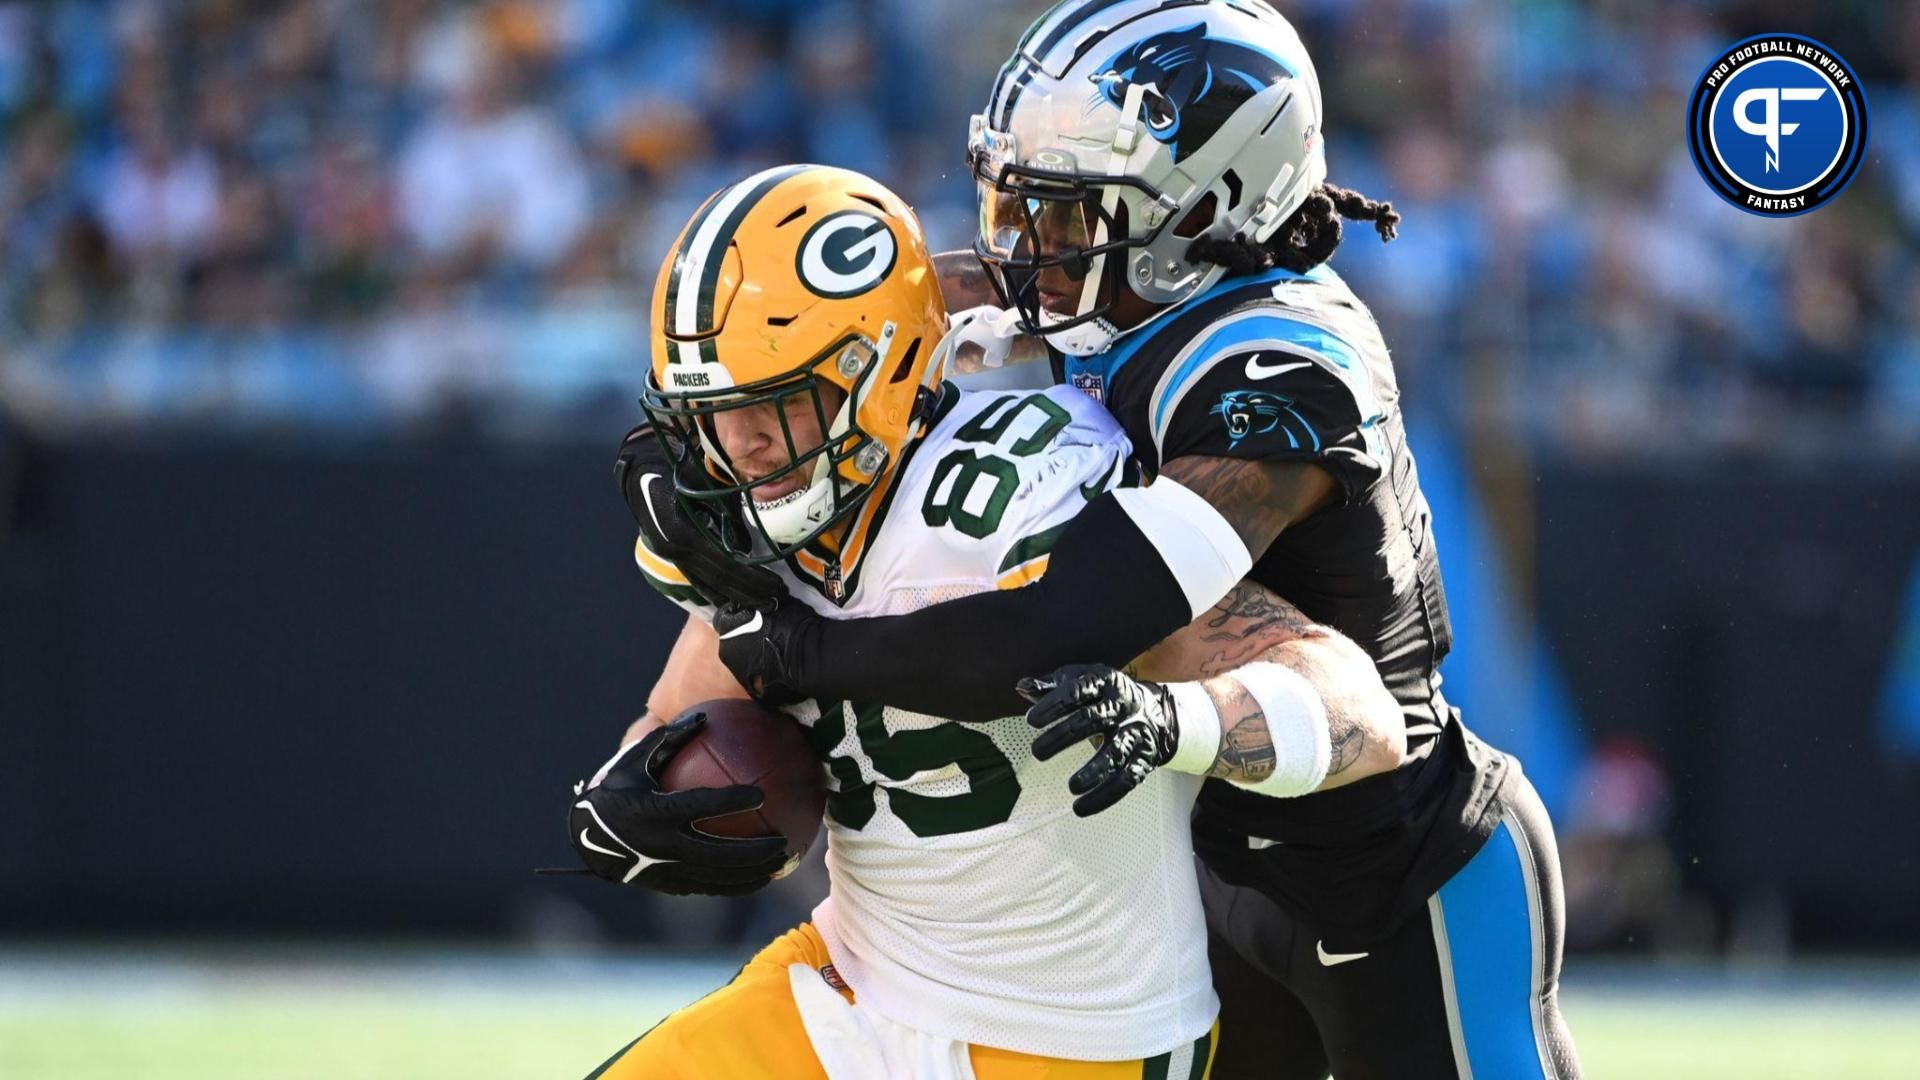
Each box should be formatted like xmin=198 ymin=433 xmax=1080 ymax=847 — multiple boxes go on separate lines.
xmin=640 ymin=165 xmax=949 ymax=563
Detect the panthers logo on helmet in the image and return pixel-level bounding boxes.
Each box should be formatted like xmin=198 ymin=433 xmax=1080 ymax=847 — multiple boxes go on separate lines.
xmin=1091 ymin=23 xmax=1294 ymax=163
xmin=1212 ymin=388 xmax=1318 ymax=450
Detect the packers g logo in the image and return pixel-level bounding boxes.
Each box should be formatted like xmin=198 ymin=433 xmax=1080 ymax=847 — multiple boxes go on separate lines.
xmin=796 ymin=211 xmax=898 ymax=299
xmin=1686 ymin=34 xmax=1868 ymax=217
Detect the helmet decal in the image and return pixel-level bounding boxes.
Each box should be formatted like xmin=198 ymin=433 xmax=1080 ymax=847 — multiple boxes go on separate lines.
xmin=662 ymin=163 xmax=810 ymax=365
xmin=1090 ymin=23 xmax=1294 ymax=163
xmin=796 ymin=210 xmax=898 ymax=299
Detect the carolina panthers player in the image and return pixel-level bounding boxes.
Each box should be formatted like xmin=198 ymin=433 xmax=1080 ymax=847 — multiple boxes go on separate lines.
xmin=575 ymin=163 xmax=1410 ymax=1079
xmin=704 ymin=3 xmax=1582 ymax=1079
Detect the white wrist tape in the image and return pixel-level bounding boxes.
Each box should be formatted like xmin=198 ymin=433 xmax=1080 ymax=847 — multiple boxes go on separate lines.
xmin=1226 ymin=661 xmax=1331 ymax=798
xmin=1162 ymin=680 xmax=1223 ymax=775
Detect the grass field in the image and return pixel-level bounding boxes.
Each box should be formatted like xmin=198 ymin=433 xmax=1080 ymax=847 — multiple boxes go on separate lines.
xmin=2 ymin=948 xmax=1915 ymax=1079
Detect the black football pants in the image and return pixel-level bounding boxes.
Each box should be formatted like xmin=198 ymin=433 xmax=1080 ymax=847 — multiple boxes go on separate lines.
xmin=1201 ymin=771 xmax=1581 ymax=1080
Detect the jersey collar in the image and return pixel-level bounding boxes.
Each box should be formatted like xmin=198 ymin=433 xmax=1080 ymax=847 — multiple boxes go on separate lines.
xmin=1061 ymin=264 xmax=1337 ymax=391
xmin=785 ymin=381 xmax=961 ymax=606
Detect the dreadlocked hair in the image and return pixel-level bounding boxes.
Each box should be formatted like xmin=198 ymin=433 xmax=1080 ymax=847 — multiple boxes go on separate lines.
xmin=1185 ymin=182 xmax=1400 ymax=277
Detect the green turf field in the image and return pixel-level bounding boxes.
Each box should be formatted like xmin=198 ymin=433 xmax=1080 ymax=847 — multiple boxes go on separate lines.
xmin=1 ymin=950 xmax=1914 ymax=1079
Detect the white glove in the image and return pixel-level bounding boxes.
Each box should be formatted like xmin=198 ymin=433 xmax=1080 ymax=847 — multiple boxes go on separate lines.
xmin=939 ymin=305 xmax=1025 ymax=370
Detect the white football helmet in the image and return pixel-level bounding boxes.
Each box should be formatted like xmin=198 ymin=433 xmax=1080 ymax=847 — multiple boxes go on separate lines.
xmin=969 ymin=0 xmax=1326 ymax=355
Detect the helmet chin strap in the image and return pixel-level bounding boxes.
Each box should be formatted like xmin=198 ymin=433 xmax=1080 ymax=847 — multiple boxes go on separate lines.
xmin=1040 ymin=313 xmax=1121 ymax=357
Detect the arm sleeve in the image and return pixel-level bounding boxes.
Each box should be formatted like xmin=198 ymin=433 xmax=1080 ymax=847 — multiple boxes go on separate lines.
xmin=632 ymin=535 xmax=718 ymax=623
xmin=787 ymin=484 xmax=1250 ymax=722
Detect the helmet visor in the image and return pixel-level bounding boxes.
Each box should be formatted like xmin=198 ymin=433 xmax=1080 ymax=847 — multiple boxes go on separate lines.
xmin=978 ymin=183 xmax=1096 ymax=269
xmin=975 ymin=171 xmax=1113 ymax=321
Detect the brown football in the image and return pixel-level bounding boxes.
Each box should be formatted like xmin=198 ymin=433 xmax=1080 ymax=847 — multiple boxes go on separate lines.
xmin=658 ymin=698 xmax=827 ymax=862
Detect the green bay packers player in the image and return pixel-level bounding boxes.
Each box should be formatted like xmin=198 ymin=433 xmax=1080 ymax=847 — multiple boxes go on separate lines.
xmin=569 ymin=164 xmax=1409 ymax=1079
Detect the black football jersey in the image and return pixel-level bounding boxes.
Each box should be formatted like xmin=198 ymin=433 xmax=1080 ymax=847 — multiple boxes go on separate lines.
xmin=1061 ymin=265 xmax=1515 ymax=939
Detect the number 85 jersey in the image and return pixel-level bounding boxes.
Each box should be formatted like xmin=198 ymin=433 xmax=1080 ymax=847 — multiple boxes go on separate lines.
xmin=657 ymin=383 xmax=1216 ymax=1062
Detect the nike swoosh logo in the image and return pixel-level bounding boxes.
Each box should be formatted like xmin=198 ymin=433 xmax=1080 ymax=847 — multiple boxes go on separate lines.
xmin=1317 ymin=940 xmax=1369 ymax=967
xmin=575 ymin=800 xmax=655 ymax=883
xmin=1245 ymin=355 xmax=1314 ymax=380
xmin=718 ymin=610 xmax=764 ymax=639
xmin=1080 ymin=454 xmax=1120 ymax=500
xmin=578 ymin=828 xmax=629 ymax=861
xmin=639 ymin=472 xmax=671 ymax=537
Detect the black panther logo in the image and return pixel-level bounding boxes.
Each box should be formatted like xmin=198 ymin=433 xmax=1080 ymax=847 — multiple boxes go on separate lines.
xmin=1211 ymin=389 xmax=1318 ymax=450
xmin=1091 ymin=23 xmax=1294 ymax=164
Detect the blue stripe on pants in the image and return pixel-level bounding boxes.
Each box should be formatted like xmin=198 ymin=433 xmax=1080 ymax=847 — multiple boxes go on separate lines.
xmin=1434 ymin=815 xmax=1549 ymax=1079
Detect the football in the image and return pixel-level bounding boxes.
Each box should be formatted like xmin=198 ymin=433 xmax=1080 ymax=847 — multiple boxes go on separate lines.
xmin=658 ymin=698 xmax=827 ymax=863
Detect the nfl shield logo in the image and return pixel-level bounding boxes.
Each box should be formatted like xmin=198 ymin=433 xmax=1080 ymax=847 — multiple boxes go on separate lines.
xmin=1070 ymin=372 xmax=1105 ymax=402
xmin=825 ymin=563 xmax=846 ymax=602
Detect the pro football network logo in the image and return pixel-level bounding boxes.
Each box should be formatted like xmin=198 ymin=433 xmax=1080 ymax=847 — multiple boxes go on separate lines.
xmin=1686 ymin=34 xmax=1868 ymax=217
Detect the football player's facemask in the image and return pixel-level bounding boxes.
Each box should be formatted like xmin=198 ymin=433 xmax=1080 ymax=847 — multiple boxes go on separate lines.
xmin=971 ymin=120 xmax=1179 ymax=358
xmin=970 ymin=0 xmax=1328 ymax=357
xmin=641 ymin=165 xmax=949 ymax=565
xmin=642 ymin=334 xmax=883 ymax=563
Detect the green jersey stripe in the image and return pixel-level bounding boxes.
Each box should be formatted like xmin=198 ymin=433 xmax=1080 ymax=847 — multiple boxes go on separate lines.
xmin=997 ymin=519 xmax=1071 ymax=575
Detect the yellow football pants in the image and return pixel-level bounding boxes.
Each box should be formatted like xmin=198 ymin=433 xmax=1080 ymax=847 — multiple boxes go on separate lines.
xmin=585 ymin=922 xmax=1217 ymax=1079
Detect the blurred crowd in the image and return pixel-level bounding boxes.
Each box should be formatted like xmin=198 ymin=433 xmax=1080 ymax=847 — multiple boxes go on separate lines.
xmin=0 ymin=0 xmax=1916 ymax=455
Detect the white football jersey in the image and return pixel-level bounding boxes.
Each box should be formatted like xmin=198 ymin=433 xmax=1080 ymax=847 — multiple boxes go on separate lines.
xmin=657 ymin=384 xmax=1215 ymax=1061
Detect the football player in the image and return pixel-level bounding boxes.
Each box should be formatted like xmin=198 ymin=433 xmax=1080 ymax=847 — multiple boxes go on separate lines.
xmin=572 ymin=164 xmax=1410 ymax=1079
xmin=699 ymin=3 xmax=1583 ymax=1079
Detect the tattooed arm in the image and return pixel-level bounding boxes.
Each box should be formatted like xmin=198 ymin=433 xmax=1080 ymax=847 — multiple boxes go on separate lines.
xmin=1018 ymin=577 xmax=1403 ymax=816
xmin=1156 ymin=454 xmax=1336 ymax=556
xmin=934 ymin=250 xmax=999 ymax=308
xmin=1131 ymin=580 xmax=1405 ymax=790
xmin=1112 ymin=456 xmax=1358 ymax=786
xmin=717 ymin=452 xmax=1339 ymax=722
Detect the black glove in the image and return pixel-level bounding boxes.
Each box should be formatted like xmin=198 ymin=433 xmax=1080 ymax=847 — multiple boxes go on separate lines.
xmin=1016 ymin=664 xmax=1181 ymax=817
xmin=615 ymin=424 xmax=787 ymax=610
xmin=570 ymin=712 xmax=793 ymax=896
xmin=713 ymin=601 xmax=823 ymax=708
